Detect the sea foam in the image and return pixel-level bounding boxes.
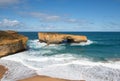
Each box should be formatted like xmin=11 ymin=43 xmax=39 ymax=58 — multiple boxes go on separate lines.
xmin=1 ymin=52 xmax=120 ymax=81
xmin=0 ymin=59 xmax=36 ymax=81
xmin=70 ymin=40 xmax=93 ymax=46
xmin=0 ymin=39 xmax=120 ymax=81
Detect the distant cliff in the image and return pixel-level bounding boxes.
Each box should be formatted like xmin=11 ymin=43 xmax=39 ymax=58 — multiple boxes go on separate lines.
xmin=38 ymin=32 xmax=87 ymax=45
xmin=0 ymin=30 xmax=28 ymax=57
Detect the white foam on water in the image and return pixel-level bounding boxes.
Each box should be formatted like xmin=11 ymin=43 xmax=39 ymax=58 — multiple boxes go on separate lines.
xmin=0 ymin=59 xmax=36 ymax=81
xmin=0 ymin=39 xmax=120 ymax=81
xmin=37 ymin=62 xmax=120 ymax=81
xmin=28 ymin=39 xmax=47 ymax=48
xmin=70 ymin=40 xmax=93 ymax=46
xmin=1 ymin=52 xmax=120 ymax=81
xmin=29 ymin=39 xmax=94 ymax=47
xmin=28 ymin=39 xmax=65 ymax=51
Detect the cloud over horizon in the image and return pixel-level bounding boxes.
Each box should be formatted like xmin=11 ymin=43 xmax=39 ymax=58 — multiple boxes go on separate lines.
xmin=0 ymin=19 xmax=22 ymax=27
xmin=28 ymin=12 xmax=61 ymax=22
xmin=0 ymin=0 xmax=120 ymax=31
xmin=20 ymin=12 xmax=89 ymax=25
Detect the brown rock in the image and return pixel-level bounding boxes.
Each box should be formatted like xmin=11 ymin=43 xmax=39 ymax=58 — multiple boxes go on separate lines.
xmin=6 ymin=30 xmax=28 ymax=49
xmin=0 ymin=30 xmax=28 ymax=57
xmin=38 ymin=32 xmax=87 ymax=45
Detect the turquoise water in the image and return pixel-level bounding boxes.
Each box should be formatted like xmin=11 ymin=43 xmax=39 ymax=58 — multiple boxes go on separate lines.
xmin=1 ymin=32 xmax=120 ymax=81
xmin=19 ymin=32 xmax=120 ymax=62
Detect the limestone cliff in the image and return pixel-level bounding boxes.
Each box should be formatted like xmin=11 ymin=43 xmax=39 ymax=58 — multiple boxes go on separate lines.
xmin=0 ymin=30 xmax=28 ymax=57
xmin=38 ymin=32 xmax=87 ymax=44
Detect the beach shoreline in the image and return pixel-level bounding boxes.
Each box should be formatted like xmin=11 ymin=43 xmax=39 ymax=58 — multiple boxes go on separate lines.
xmin=19 ymin=75 xmax=85 ymax=81
xmin=0 ymin=64 xmax=85 ymax=81
xmin=0 ymin=32 xmax=120 ymax=81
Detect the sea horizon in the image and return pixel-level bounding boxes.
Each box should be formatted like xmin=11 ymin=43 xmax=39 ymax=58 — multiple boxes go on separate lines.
xmin=0 ymin=0 xmax=120 ymax=81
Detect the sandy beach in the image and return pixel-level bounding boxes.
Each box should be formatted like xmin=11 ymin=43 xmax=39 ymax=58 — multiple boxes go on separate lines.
xmin=19 ymin=75 xmax=85 ymax=81
xmin=0 ymin=65 xmax=7 ymax=79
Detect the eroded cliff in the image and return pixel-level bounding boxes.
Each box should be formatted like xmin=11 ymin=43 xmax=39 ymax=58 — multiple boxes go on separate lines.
xmin=38 ymin=32 xmax=87 ymax=44
xmin=0 ymin=30 xmax=28 ymax=57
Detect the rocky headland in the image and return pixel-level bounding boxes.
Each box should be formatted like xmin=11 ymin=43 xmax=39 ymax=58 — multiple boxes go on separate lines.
xmin=0 ymin=30 xmax=28 ymax=57
xmin=38 ymin=32 xmax=87 ymax=45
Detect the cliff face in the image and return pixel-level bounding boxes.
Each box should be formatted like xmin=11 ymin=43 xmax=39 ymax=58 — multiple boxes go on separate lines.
xmin=6 ymin=30 xmax=28 ymax=49
xmin=38 ymin=32 xmax=87 ymax=44
xmin=0 ymin=30 xmax=28 ymax=57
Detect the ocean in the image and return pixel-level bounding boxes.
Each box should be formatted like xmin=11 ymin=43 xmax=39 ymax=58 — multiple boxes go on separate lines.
xmin=0 ymin=32 xmax=120 ymax=81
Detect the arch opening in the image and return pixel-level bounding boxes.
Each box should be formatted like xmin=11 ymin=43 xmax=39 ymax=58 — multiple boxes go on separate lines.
xmin=62 ymin=37 xmax=74 ymax=43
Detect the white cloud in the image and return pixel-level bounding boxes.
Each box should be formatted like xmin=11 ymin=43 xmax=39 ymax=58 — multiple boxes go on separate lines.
xmin=26 ymin=12 xmax=90 ymax=25
xmin=44 ymin=16 xmax=60 ymax=21
xmin=0 ymin=0 xmax=20 ymax=6
xmin=65 ymin=18 xmax=79 ymax=23
xmin=0 ymin=19 xmax=22 ymax=27
xmin=40 ymin=24 xmax=56 ymax=30
xmin=29 ymin=12 xmax=61 ymax=22
xmin=20 ymin=11 xmax=91 ymax=28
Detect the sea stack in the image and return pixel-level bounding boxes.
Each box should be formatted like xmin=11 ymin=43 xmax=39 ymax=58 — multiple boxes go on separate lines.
xmin=0 ymin=30 xmax=28 ymax=57
xmin=38 ymin=32 xmax=87 ymax=45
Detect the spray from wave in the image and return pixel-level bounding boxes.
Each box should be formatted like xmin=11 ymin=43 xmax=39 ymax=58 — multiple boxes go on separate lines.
xmin=70 ymin=40 xmax=93 ymax=46
xmin=28 ymin=39 xmax=94 ymax=47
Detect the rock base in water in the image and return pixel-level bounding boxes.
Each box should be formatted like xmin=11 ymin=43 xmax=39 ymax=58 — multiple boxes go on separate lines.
xmin=38 ymin=32 xmax=87 ymax=45
xmin=0 ymin=30 xmax=28 ymax=57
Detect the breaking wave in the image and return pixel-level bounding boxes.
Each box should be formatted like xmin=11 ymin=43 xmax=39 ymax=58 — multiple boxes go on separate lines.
xmin=70 ymin=40 xmax=93 ymax=46
xmin=1 ymin=53 xmax=120 ymax=81
xmin=0 ymin=39 xmax=120 ymax=81
xmin=28 ymin=39 xmax=94 ymax=47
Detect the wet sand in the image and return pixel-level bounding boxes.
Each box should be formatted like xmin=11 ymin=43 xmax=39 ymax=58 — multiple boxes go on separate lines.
xmin=0 ymin=65 xmax=7 ymax=79
xmin=19 ymin=75 xmax=85 ymax=81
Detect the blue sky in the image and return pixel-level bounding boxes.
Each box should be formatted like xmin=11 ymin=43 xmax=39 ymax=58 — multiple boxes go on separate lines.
xmin=0 ymin=0 xmax=120 ymax=31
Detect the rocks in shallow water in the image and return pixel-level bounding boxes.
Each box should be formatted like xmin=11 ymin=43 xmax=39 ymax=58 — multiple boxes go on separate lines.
xmin=38 ymin=32 xmax=87 ymax=45
xmin=0 ymin=30 xmax=28 ymax=57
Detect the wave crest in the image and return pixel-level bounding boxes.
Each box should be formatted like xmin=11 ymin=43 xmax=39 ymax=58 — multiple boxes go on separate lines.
xmin=70 ymin=40 xmax=93 ymax=46
xmin=28 ymin=39 xmax=94 ymax=47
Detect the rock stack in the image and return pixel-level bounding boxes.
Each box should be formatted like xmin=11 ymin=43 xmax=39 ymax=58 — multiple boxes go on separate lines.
xmin=38 ymin=32 xmax=87 ymax=45
xmin=0 ymin=30 xmax=28 ymax=57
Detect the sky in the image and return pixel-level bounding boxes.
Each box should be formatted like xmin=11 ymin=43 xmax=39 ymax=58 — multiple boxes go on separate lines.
xmin=0 ymin=0 xmax=120 ymax=31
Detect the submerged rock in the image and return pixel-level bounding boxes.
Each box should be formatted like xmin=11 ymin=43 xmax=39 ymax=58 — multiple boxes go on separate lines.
xmin=38 ymin=32 xmax=87 ymax=45
xmin=0 ymin=30 xmax=28 ymax=57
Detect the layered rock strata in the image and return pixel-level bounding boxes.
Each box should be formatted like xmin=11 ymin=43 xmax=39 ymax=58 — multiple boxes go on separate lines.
xmin=0 ymin=30 xmax=28 ymax=57
xmin=38 ymin=32 xmax=87 ymax=45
